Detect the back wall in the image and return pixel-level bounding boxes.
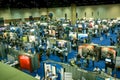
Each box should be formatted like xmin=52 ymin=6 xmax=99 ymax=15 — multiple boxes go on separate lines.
xmin=0 ymin=4 xmax=120 ymax=21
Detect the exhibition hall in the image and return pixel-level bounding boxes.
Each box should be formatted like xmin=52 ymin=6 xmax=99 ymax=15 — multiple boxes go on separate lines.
xmin=0 ymin=0 xmax=120 ymax=80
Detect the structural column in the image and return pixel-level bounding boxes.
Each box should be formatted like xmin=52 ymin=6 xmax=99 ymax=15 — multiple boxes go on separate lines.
xmin=71 ymin=4 xmax=76 ymax=25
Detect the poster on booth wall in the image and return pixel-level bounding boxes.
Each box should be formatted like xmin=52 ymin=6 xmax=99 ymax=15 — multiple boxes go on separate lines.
xmin=61 ymin=68 xmax=64 ymax=80
xmin=44 ymin=63 xmax=52 ymax=78
xmin=101 ymin=47 xmax=116 ymax=59
xmin=52 ymin=66 xmax=56 ymax=75
xmin=22 ymin=36 xmax=28 ymax=42
xmin=29 ymin=35 xmax=35 ymax=42
xmin=116 ymin=57 xmax=120 ymax=68
xmin=78 ymin=44 xmax=94 ymax=57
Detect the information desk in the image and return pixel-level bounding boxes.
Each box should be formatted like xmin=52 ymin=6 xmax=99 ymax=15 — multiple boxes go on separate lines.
xmin=0 ymin=62 xmax=37 ymax=80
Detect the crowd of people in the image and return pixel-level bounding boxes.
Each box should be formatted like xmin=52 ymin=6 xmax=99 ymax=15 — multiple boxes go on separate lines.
xmin=0 ymin=17 xmax=120 ymax=79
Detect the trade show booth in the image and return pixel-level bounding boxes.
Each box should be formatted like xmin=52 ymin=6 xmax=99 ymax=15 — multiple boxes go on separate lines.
xmin=78 ymin=44 xmax=99 ymax=58
xmin=44 ymin=62 xmax=64 ymax=80
xmin=56 ymin=40 xmax=71 ymax=53
xmin=18 ymin=53 xmax=39 ymax=72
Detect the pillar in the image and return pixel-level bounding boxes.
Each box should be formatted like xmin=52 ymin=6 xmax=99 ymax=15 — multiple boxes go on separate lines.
xmin=71 ymin=4 xmax=76 ymax=25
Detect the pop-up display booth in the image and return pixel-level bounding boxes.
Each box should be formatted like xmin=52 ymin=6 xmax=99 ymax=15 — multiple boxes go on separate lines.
xmin=18 ymin=53 xmax=39 ymax=72
xmin=101 ymin=46 xmax=116 ymax=70
xmin=78 ymin=44 xmax=100 ymax=61
xmin=44 ymin=62 xmax=64 ymax=80
xmin=56 ymin=40 xmax=71 ymax=53
xmin=78 ymin=44 xmax=95 ymax=57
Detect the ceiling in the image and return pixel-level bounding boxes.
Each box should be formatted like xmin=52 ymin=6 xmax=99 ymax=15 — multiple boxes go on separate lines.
xmin=0 ymin=0 xmax=120 ymax=8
